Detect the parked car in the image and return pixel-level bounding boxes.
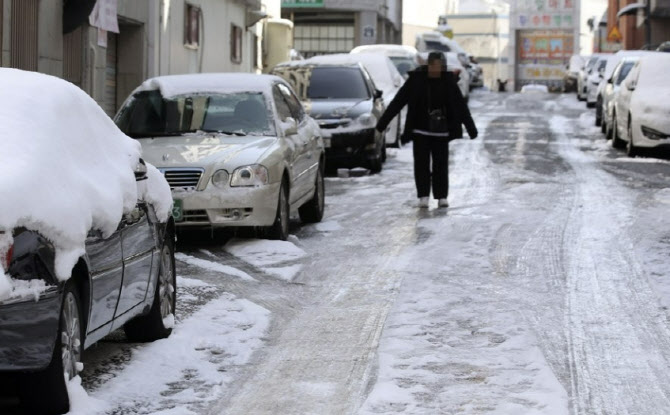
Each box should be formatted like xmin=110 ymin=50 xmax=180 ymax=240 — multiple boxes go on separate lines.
xmin=611 ymin=52 xmax=670 ymax=156
xmin=586 ymin=55 xmax=612 ymax=108
xmin=564 ymin=54 xmax=585 ymax=92
xmin=601 ymin=57 xmax=640 ymax=138
xmin=350 ymin=44 xmax=419 ymax=78
xmin=0 ymin=69 xmax=175 ymax=415
xmin=271 ymin=61 xmax=386 ymax=173
xmin=417 ymin=51 xmax=471 ymax=101
xmin=116 ymin=74 xmax=326 ymax=240
xmin=415 ymin=31 xmax=480 ymax=90
xmin=467 ymin=55 xmax=485 ymax=88
xmin=313 ymin=53 xmax=405 ymax=148
xmin=578 ymin=54 xmax=604 ymax=101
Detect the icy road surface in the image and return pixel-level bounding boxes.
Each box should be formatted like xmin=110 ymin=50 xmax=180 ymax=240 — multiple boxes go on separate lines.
xmin=4 ymin=90 xmax=670 ymax=415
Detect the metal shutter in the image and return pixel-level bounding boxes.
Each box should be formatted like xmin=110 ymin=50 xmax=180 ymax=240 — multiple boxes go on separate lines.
xmin=10 ymin=0 xmax=39 ymax=71
xmin=104 ymin=31 xmax=118 ymax=117
xmin=63 ymin=27 xmax=83 ymax=87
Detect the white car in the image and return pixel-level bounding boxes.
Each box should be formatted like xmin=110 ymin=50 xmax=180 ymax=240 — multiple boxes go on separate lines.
xmin=415 ymin=31 xmax=477 ymax=88
xmin=601 ymin=57 xmax=639 ymax=138
xmin=578 ymin=54 xmax=604 ymax=101
xmin=611 ymin=52 xmax=670 ymax=156
xmin=351 ymin=44 xmax=419 ymax=78
xmin=115 ymin=74 xmax=326 ymax=240
xmin=417 ymin=51 xmax=470 ymax=100
xmin=586 ymin=56 xmax=612 ymax=107
xmin=309 ymin=53 xmax=406 ymax=147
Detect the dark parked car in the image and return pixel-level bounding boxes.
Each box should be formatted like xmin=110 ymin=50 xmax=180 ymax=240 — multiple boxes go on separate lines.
xmin=271 ymin=61 xmax=386 ymax=173
xmin=0 ymin=69 xmax=175 ymax=415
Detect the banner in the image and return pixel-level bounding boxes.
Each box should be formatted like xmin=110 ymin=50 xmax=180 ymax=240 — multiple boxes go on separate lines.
xmin=89 ymin=0 xmax=119 ymax=33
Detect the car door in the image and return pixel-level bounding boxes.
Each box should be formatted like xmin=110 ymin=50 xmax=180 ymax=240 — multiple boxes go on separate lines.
xmin=279 ymin=82 xmax=321 ymax=198
xmin=616 ymin=63 xmax=640 ymax=140
xmin=86 ymin=229 xmax=124 ymax=334
xmin=115 ymin=203 xmax=156 ymax=318
xmin=273 ymin=84 xmax=310 ymax=203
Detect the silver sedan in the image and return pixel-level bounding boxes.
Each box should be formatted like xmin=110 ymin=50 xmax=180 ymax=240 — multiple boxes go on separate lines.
xmin=115 ymin=74 xmax=326 ymax=240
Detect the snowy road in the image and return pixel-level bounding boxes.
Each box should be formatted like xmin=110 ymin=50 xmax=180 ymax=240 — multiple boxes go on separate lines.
xmin=3 ymin=90 xmax=670 ymax=415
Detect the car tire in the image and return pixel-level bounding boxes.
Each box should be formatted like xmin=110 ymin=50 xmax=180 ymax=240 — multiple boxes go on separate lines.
xmin=595 ymin=99 xmax=602 ymax=126
xmin=124 ymin=235 xmax=176 ymax=342
xmin=611 ymin=116 xmax=625 ymax=149
xmin=18 ymin=281 xmax=84 ymax=415
xmin=601 ymin=118 xmax=607 ymax=134
xmin=626 ymin=119 xmax=638 ymax=157
xmin=298 ymin=166 xmax=325 ymax=224
xmin=586 ymin=101 xmax=595 ymax=108
xmin=381 ymin=141 xmax=387 ymax=163
xmin=266 ymin=179 xmax=290 ymax=240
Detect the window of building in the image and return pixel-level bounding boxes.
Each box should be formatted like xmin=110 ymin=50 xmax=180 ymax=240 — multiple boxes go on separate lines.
xmin=184 ymin=4 xmax=200 ymax=48
xmin=231 ymin=24 xmax=243 ymax=64
xmin=10 ymin=0 xmax=38 ymax=71
xmin=293 ymin=24 xmax=355 ymax=58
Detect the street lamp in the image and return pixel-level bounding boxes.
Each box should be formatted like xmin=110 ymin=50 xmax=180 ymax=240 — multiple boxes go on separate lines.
xmin=616 ymin=1 xmax=652 ymax=48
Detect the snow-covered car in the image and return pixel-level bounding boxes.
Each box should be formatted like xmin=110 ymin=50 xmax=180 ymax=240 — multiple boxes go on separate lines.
xmin=595 ymin=50 xmax=657 ymax=128
xmin=611 ymin=52 xmax=670 ymax=156
xmin=564 ymin=54 xmax=585 ymax=92
xmin=577 ymin=54 xmax=604 ymax=101
xmin=310 ymin=53 xmax=405 ymax=147
xmin=467 ymin=55 xmax=484 ymax=88
xmin=0 ymin=69 xmax=175 ymax=414
xmin=417 ymin=51 xmax=471 ymax=100
xmin=415 ymin=31 xmax=478 ymax=88
xmin=350 ymin=44 xmax=419 ymax=78
xmin=586 ymin=56 xmax=611 ymax=107
xmin=600 ymin=57 xmax=640 ymax=137
xmin=271 ymin=61 xmax=386 ymax=173
xmin=116 ymin=74 xmax=326 ymax=241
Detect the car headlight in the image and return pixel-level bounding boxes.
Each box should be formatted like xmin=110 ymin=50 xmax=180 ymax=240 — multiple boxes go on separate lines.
xmin=357 ymin=113 xmax=377 ymax=128
xmin=230 ymin=165 xmax=269 ymax=187
xmin=211 ymin=169 xmax=230 ymax=189
xmin=641 ymin=125 xmax=669 ymax=141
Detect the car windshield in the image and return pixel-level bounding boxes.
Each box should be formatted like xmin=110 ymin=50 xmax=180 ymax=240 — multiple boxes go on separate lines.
xmin=585 ymin=57 xmax=599 ymax=71
xmin=390 ymin=57 xmax=418 ymax=76
xmin=597 ymin=59 xmax=607 ymax=72
xmin=306 ymin=67 xmax=370 ymax=100
xmin=116 ymin=90 xmax=275 ymax=138
xmin=424 ymin=40 xmax=451 ymax=52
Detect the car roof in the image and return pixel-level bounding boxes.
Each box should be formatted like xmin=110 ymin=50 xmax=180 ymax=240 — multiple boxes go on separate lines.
xmin=135 ymin=73 xmax=286 ymax=98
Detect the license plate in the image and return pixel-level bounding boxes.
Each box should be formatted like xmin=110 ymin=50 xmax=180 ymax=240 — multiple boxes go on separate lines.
xmin=323 ymin=138 xmax=331 ymax=148
xmin=172 ymin=199 xmax=184 ymax=222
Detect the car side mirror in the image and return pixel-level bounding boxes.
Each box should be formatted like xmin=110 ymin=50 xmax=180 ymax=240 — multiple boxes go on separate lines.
xmin=283 ymin=117 xmax=298 ymax=136
xmin=135 ymin=158 xmax=148 ymax=181
xmin=626 ymin=80 xmax=636 ymax=91
xmin=374 ymin=89 xmax=383 ymax=99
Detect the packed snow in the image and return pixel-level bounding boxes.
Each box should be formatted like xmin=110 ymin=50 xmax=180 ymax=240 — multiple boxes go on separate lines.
xmin=0 ymin=69 xmax=171 ymax=291
xmin=175 ymin=252 xmax=257 ymax=282
xmin=224 ymin=238 xmax=307 ymax=282
xmin=521 ymin=84 xmax=549 ymax=93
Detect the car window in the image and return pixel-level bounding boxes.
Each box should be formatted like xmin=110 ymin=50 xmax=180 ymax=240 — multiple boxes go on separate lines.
xmin=277 ymin=83 xmax=305 ymax=122
xmin=273 ymin=85 xmax=293 ymax=122
xmin=390 ymin=56 xmax=417 ymax=77
xmin=424 ymin=40 xmax=450 ymax=52
xmin=307 ymin=67 xmax=371 ymax=100
xmin=116 ymin=90 xmax=275 ymax=137
xmin=616 ymin=61 xmax=636 ymax=85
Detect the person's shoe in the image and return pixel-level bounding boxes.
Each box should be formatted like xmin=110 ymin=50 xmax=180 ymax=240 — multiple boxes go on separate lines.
xmin=418 ymin=197 xmax=429 ymax=208
xmin=438 ymin=198 xmax=449 ymax=208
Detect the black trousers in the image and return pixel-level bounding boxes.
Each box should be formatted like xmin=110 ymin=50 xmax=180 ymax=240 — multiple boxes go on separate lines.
xmin=412 ymin=134 xmax=449 ymax=199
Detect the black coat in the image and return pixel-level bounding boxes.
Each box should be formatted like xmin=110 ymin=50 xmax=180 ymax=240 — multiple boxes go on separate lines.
xmin=376 ymin=67 xmax=477 ymax=143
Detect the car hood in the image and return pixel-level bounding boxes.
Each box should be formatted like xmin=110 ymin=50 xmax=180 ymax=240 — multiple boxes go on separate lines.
xmin=303 ymin=99 xmax=373 ymax=120
xmin=136 ymin=134 xmax=278 ymax=168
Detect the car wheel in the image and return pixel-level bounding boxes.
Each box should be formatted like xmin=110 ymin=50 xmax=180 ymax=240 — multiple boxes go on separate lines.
xmin=18 ymin=282 xmax=84 ymax=415
xmin=595 ymin=99 xmax=602 ymax=126
xmin=124 ymin=235 xmax=176 ymax=342
xmin=601 ymin=118 xmax=607 ymax=134
xmin=605 ymin=119 xmax=613 ymax=139
xmin=298 ymin=166 xmax=325 ymax=224
xmin=266 ymin=179 xmax=290 ymax=240
xmin=626 ymin=119 xmax=638 ymax=157
xmin=611 ymin=115 xmax=625 ymax=149
xmin=381 ymin=141 xmax=387 ymax=163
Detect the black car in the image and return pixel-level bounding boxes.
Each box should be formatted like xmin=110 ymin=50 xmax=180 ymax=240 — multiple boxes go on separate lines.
xmin=272 ymin=62 xmax=386 ymax=173
xmin=0 ymin=71 xmax=176 ymax=415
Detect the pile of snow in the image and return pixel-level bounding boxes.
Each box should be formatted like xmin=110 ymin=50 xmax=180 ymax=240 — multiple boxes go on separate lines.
xmin=224 ymin=238 xmax=307 ymax=282
xmin=521 ymin=84 xmax=549 ymax=93
xmin=630 ymin=53 xmax=670 ymax=130
xmin=0 ymin=69 xmax=171 ymax=294
xmin=175 ymin=252 xmax=256 ymax=282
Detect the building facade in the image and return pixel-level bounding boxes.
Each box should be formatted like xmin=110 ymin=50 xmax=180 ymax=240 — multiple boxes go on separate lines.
xmin=1 ymin=0 xmax=279 ymax=117
xmin=606 ymin=0 xmax=670 ymax=50
xmin=281 ymin=0 xmax=403 ymax=58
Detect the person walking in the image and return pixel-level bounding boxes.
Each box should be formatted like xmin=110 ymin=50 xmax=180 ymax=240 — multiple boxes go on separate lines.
xmin=375 ymin=51 xmax=478 ymax=208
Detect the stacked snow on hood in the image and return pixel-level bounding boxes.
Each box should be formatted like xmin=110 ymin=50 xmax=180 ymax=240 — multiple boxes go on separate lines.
xmin=0 ymin=69 xmax=169 ymax=286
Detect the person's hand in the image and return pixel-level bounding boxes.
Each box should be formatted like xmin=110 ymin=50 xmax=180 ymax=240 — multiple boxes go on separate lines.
xmin=468 ymin=129 xmax=478 ymax=139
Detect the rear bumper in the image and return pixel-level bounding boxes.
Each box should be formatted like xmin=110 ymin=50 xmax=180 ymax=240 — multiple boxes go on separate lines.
xmin=0 ymin=289 xmax=61 ymax=372
xmin=173 ymin=182 xmax=281 ymax=228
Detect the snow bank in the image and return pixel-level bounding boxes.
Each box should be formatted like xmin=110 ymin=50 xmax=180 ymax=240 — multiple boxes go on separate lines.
xmin=521 ymin=84 xmax=549 ymax=93
xmin=224 ymin=238 xmax=307 ymax=281
xmin=0 ymin=69 xmax=171 ymax=286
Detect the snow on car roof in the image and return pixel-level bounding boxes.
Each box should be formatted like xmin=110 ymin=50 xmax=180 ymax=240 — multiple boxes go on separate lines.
xmin=637 ymin=52 xmax=670 ymax=88
xmin=603 ymin=50 xmax=659 ymax=79
xmin=136 ymin=73 xmax=285 ymax=98
xmin=0 ymin=68 xmax=171 ymax=288
xmin=350 ymin=44 xmax=418 ymax=57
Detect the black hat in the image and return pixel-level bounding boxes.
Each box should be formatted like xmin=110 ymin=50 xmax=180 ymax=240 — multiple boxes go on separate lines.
xmin=427 ymin=51 xmax=446 ymax=66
